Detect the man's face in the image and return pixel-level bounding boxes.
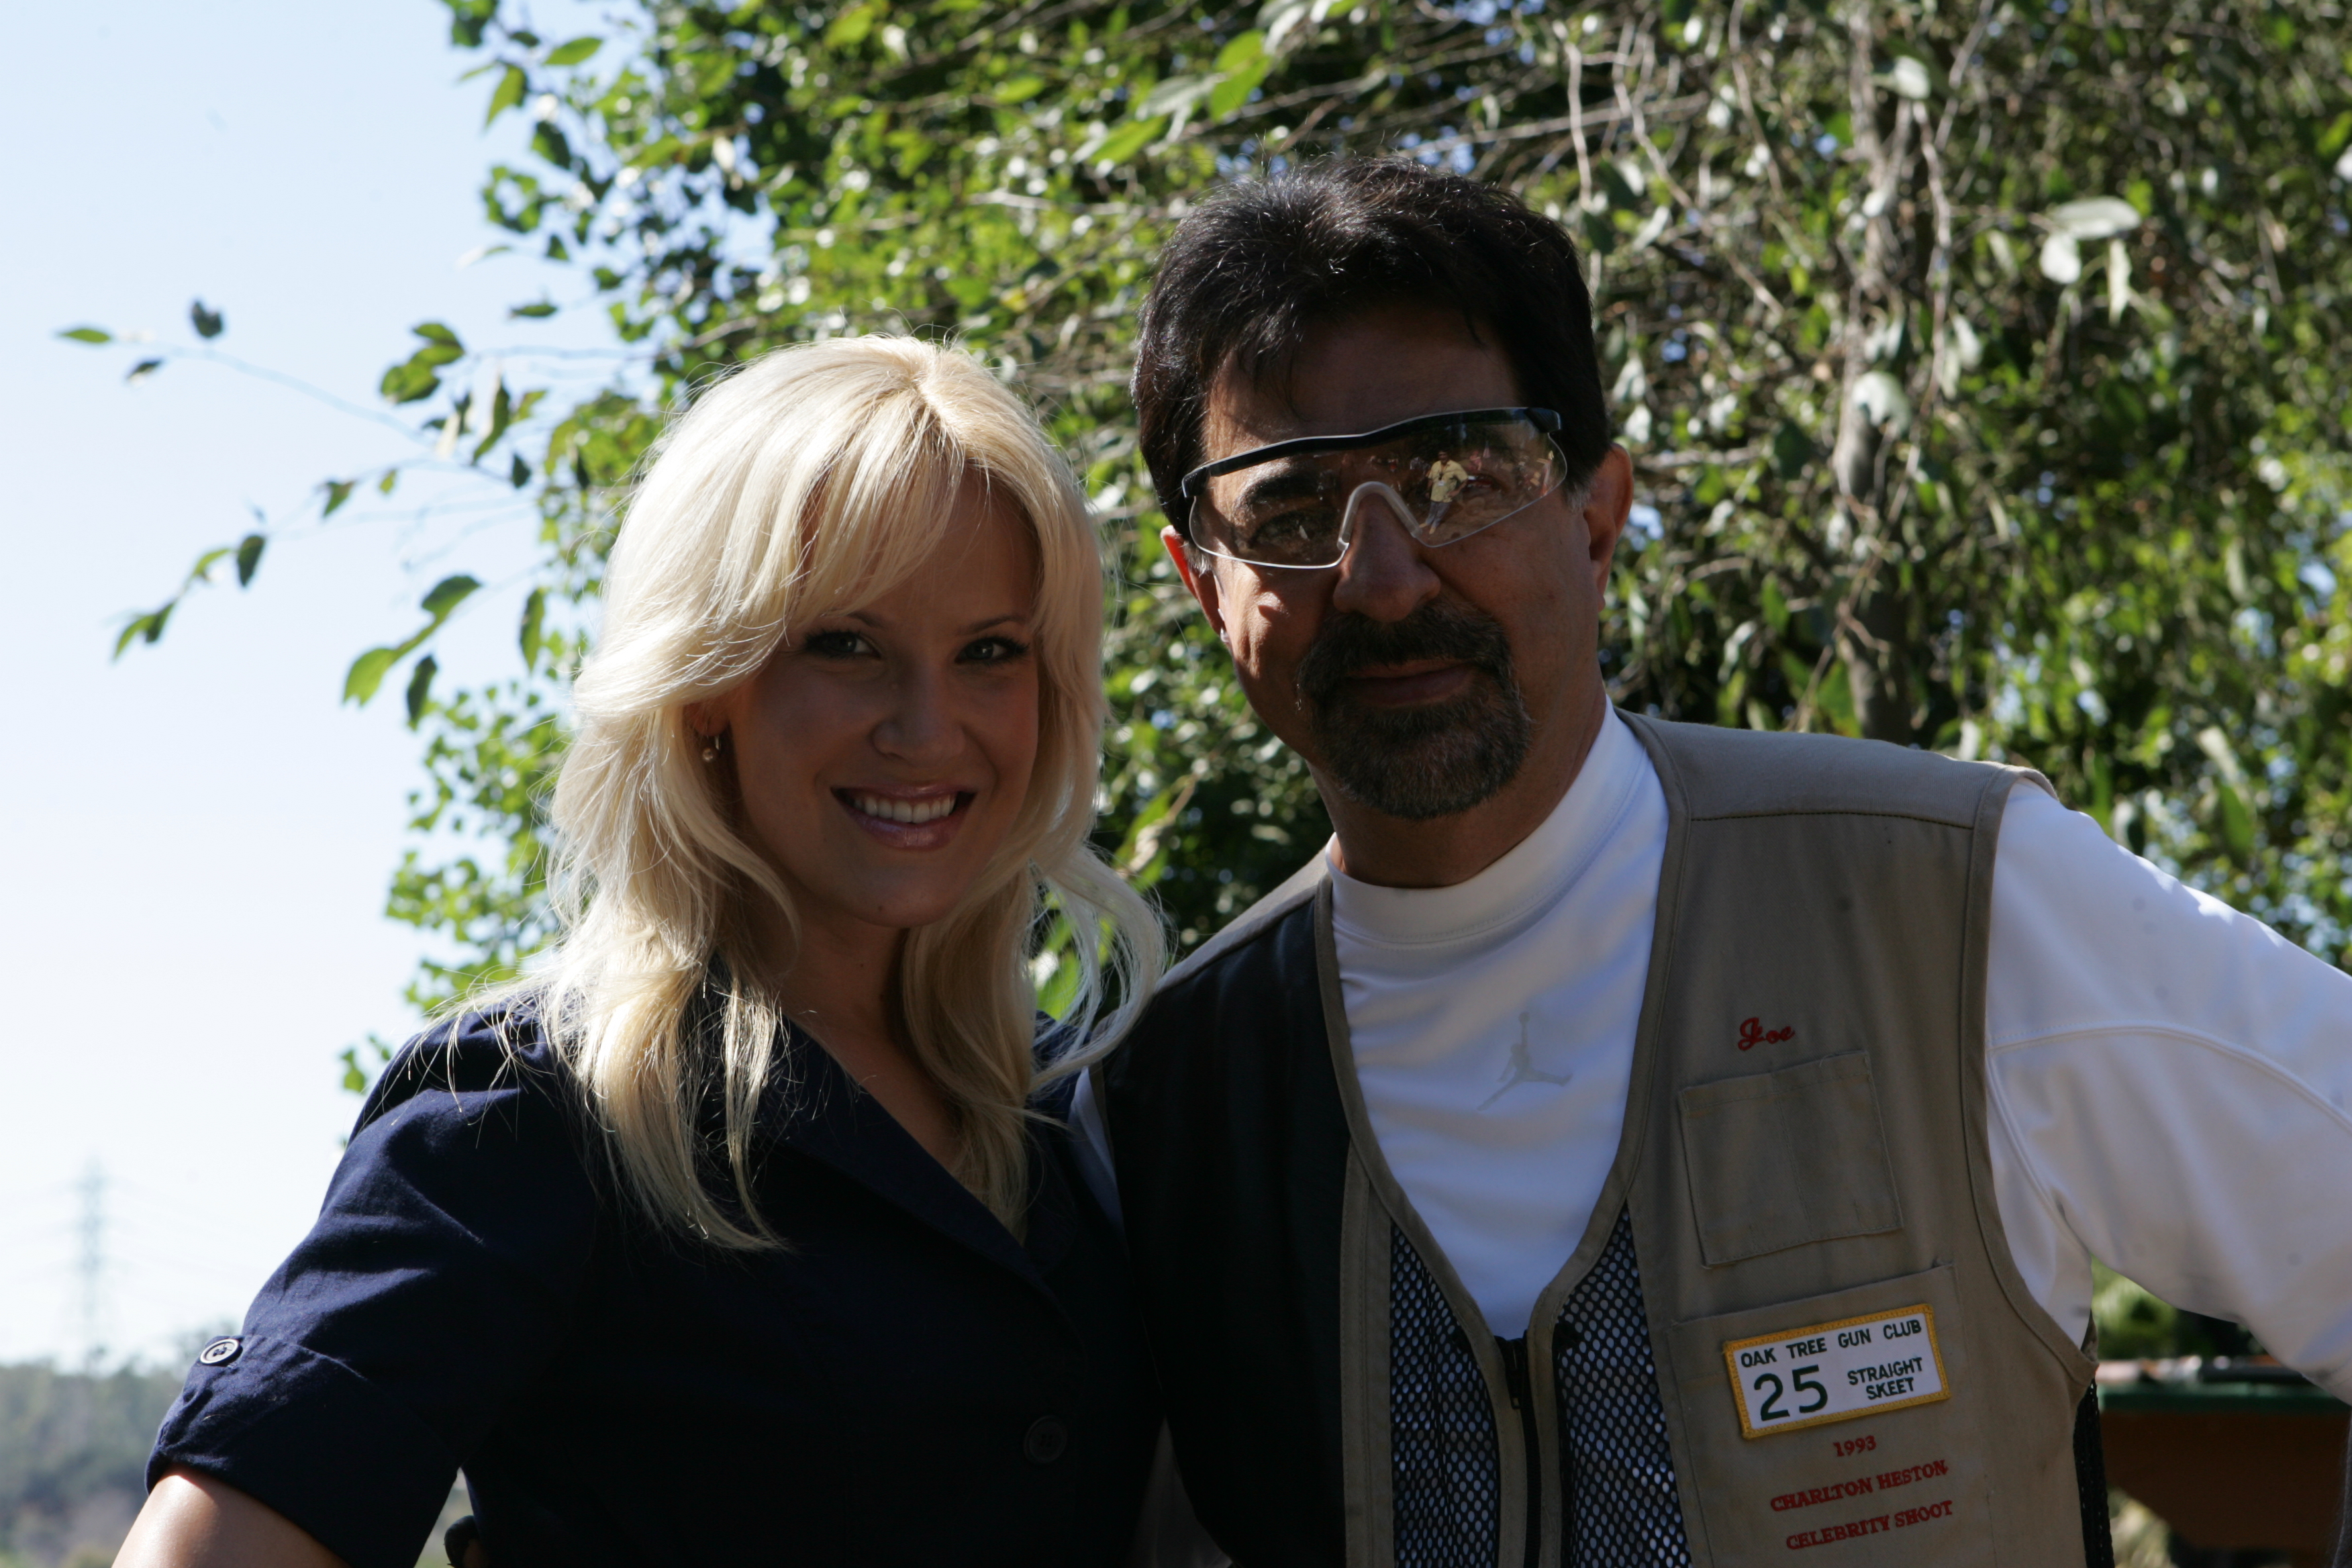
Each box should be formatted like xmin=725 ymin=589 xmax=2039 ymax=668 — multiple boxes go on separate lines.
xmin=1165 ymin=301 xmax=1630 ymax=824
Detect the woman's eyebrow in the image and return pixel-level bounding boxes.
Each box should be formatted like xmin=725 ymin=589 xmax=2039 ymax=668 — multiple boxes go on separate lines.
xmin=839 ymin=609 xmax=1032 ymax=635
xmin=957 ymin=612 xmax=1030 ymax=636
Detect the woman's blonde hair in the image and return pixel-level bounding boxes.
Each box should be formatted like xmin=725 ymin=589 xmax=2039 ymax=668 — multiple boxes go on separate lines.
xmin=516 ymin=336 xmax=1161 ymax=1242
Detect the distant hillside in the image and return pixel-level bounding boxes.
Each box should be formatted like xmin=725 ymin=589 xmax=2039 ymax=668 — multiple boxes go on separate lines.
xmin=0 ymin=1361 xmax=181 ymax=1567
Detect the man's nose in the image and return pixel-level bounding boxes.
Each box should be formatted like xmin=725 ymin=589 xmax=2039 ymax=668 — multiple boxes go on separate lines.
xmin=1330 ymin=486 xmax=1442 ymax=622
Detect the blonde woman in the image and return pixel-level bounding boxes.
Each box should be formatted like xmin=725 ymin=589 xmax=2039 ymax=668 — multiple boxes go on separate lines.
xmin=121 ymin=337 xmax=1167 ymax=1568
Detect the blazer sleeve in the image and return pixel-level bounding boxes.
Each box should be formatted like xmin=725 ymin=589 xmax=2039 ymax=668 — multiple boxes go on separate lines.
xmin=148 ymin=1010 xmax=601 ymax=1568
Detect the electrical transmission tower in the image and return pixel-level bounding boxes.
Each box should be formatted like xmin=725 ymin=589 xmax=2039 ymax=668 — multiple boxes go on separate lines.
xmin=76 ymin=1158 xmax=107 ymax=1371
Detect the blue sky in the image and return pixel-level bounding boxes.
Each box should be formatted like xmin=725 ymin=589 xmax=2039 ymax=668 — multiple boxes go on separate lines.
xmin=0 ymin=0 xmax=615 ymax=1366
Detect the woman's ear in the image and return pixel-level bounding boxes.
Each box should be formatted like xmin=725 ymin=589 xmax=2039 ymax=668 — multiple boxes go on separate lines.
xmin=683 ymin=698 xmax=726 ymax=740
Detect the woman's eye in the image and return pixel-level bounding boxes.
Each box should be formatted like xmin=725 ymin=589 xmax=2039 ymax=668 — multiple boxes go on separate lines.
xmin=960 ymin=636 xmax=1032 ymax=665
xmin=803 ymin=630 xmax=872 ymax=658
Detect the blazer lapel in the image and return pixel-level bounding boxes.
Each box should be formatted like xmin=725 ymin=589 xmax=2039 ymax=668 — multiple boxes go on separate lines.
xmin=764 ymin=1032 xmax=1054 ymax=1297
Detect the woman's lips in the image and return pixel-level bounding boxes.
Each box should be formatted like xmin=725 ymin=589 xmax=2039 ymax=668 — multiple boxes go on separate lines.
xmin=834 ymin=789 xmax=973 ymax=848
xmin=847 ymin=791 xmax=959 ymax=824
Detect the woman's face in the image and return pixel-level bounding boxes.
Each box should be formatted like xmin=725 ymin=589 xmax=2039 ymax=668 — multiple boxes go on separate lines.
xmin=710 ymin=478 xmax=1043 ymax=948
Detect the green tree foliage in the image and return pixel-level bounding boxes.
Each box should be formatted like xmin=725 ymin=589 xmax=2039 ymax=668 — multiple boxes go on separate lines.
xmin=0 ymin=1362 xmax=182 ymax=1561
xmin=91 ymin=0 xmax=2352 ymax=1010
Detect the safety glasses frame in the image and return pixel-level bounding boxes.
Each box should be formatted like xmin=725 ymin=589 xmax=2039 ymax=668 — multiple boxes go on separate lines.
xmin=1177 ymin=406 xmax=1566 ymax=571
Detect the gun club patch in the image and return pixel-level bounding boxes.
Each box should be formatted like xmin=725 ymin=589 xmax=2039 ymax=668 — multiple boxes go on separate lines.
xmin=1722 ymin=1304 xmax=1949 ymax=1439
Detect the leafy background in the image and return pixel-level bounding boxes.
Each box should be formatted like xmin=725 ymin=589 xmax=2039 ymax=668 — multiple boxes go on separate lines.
xmin=72 ymin=0 xmax=2352 ymax=1438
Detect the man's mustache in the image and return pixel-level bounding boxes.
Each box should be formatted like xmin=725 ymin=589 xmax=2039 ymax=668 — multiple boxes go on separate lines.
xmin=1295 ymin=600 xmax=1516 ymax=711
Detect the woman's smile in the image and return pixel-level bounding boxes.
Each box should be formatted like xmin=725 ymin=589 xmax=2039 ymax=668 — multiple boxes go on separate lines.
xmin=838 ymin=787 xmax=973 ymax=844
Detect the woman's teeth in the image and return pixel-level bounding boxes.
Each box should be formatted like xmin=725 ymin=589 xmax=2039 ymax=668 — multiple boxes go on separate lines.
xmin=851 ymin=793 xmax=957 ymax=825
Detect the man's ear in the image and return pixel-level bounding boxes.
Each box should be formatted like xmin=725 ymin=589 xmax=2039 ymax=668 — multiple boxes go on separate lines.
xmin=1161 ymin=524 xmax=1230 ymax=644
xmin=1579 ymin=446 xmax=1636 ymax=595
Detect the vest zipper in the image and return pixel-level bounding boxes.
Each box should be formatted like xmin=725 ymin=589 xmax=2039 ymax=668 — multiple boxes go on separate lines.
xmin=1496 ymin=1335 xmax=1541 ymax=1568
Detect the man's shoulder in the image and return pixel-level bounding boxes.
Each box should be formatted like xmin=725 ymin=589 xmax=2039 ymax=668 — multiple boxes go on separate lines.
xmin=1156 ymin=850 xmax=1328 ymax=998
xmin=1128 ymin=846 xmax=1336 ymax=1043
xmin=1105 ymin=851 xmax=1330 ymax=1108
xmin=1624 ymin=713 xmax=2026 ymax=828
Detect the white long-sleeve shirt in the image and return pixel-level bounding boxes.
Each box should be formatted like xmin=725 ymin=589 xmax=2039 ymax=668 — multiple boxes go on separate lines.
xmin=1077 ymin=710 xmax=2352 ymax=1402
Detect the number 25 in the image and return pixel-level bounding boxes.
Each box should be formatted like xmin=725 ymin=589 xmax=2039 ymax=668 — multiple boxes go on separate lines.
xmin=1755 ymin=1365 xmax=1828 ymax=1422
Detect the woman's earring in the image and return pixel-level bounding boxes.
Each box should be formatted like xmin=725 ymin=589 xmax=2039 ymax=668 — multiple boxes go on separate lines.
xmin=700 ymin=730 xmax=726 ymax=763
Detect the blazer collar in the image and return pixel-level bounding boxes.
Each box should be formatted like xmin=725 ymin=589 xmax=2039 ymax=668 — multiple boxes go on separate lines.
xmin=763 ymin=1028 xmax=1075 ymax=1299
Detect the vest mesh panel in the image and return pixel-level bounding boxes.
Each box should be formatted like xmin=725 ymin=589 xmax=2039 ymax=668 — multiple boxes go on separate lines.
xmin=1555 ymin=1210 xmax=1692 ymax=1566
xmin=1389 ymin=1224 xmax=1502 ymax=1568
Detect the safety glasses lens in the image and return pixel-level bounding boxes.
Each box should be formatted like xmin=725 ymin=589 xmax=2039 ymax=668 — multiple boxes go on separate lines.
xmin=1195 ymin=418 xmax=1563 ymax=568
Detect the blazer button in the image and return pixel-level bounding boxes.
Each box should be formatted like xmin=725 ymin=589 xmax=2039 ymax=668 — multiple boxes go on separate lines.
xmin=1024 ymin=1416 xmax=1069 ymax=1466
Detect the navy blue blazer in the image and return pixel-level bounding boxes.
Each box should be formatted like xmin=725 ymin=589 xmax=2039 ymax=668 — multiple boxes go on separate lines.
xmin=149 ymin=1004 xmax=1160 ymax=1567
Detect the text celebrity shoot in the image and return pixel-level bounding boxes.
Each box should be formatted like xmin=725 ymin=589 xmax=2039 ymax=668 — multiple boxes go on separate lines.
xmin=1077 ymin=159 xmax=2352 ymax=1567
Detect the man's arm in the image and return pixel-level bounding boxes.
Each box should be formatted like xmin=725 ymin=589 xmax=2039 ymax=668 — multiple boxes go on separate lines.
xmin=1986 ymin=785 xmax=2352 ymax=1398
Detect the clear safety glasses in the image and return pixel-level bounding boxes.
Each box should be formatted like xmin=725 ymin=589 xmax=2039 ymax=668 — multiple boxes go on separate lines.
xmin=1177 ymin=407 xmax=1568 ymax=571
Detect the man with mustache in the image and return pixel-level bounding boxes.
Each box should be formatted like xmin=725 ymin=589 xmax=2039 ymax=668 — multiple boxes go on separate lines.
xmin=1079 ymin=159 xmax=2352 ymax=1566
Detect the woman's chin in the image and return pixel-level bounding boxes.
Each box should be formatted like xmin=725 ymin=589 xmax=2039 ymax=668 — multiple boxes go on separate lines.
xmin=792 ymin=854 xmax=993 ymax=938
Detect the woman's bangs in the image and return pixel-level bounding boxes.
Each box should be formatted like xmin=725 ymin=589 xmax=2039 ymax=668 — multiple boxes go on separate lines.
xmin=783 ymin=413 xmax=983 ymax=626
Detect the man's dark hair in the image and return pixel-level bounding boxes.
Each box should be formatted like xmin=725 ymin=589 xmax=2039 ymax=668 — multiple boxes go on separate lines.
xmin=1131 ymin=158 xmax=1611 ymax=536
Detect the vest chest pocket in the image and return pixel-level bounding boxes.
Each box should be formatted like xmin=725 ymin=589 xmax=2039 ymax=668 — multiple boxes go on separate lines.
xmin=1677 ymin=1051 xmax=1901 ymax=1266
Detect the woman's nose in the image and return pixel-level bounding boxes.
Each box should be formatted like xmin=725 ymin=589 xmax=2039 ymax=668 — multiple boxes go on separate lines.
xmin=873 ymin=670 xmax=961 ymax=764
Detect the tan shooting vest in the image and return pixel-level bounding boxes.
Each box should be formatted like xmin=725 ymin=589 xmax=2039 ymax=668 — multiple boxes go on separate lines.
xmin=1330 ymin=716 xmax=2097 ymax=1565
xmin=1102 ymin=716 xmax=2100 ymax=1566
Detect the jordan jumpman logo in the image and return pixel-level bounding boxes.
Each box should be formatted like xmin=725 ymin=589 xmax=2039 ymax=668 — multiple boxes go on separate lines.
xmin=1479 ymin=1012 xmax=1573 ymax=1109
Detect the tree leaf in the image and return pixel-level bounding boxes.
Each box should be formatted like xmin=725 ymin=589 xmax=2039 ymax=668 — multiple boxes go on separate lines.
xmin=1875 ymin=56 xmax=1934 ymax=100
xmin=57 ymin=326 xmax=112 ymax=344
xmin=824 ymin=2 xmax=880 ymax=46
xmin=323 ymin=479 xmax=356 ymax=517
xmin=2049 ymin=197 xmax=2142 ymax=240
xmin=2039 ymin=231 xmax=2083 ymax=283
xmin=1136 ymin=74 xmax=1211 ymax=119
xmin=380 ymin=325 xmax=467 ymax=404
xmin=189 ymin=299 xmax=224 ymax=339
xmin=519 ymin=587 xmax=547 ymax=669
xmin=546 ymin=36 xmax=602 ymax=65
xmin=344 ymin=646 xmax=402 ymax=705
xmin=1214 ymin=30 xmax=1267 ymax=72
xmin=532 ymin=122 xmax=575 ymax=168
xmin=405 ymin=653 xmax=440 ymax=727
xmin=420 ymin=574 xmax=482 ymax=620
xmin=235 ymin=533 xmax=265 ymax=587
xmin=445 ymin=0 xmax=495 ymax=48
xmin=509 ymin=300 xmax=558 ymax=318
xmin=113 ymin=605 xmax=173 ymax=659
xmin=486 ymin=64 xmax=528 ymax=126
xmin=126 ymin=358 xmax=163 ymax=384
xmin=1089 ymin=115 xmax=1166 ymax=167
xmin=381 ymin=360 xmax=444 ymax=404
xmin=1209 ymin=56 xmax=1273 ymax=119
